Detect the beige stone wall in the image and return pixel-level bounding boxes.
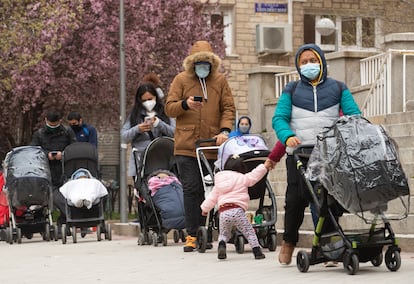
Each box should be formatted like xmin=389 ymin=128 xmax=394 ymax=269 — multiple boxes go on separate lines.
xmin=220 ymin=0 xmax=289 ymax=117
xmin=222 ymin=0 xmax=414 ymax=118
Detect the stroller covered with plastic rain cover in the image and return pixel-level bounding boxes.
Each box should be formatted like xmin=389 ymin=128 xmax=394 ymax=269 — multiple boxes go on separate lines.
xmin=3 ymin=146 xmax=57 ymax=243
xmin=294 ymin=115 xmax=410 ymax=275
xmin=196 ymin=134 xmax=277 ymax=253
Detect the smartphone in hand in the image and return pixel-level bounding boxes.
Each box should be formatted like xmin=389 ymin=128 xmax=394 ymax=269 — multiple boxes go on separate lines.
xmin=194 ymin=96 xmax=203 ymax=102
xmin=144 ymin=116 xmax=152 ymax=125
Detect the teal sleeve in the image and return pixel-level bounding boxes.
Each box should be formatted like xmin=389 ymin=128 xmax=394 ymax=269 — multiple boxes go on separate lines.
xmin=272 ymin=92 xmax=295 ymax=145
xmin=341 ymin=89 xmax=362 ymax=115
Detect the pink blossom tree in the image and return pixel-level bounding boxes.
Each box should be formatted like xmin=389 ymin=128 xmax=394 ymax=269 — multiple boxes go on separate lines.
xmin=0 ymin=0 xmax=224 ymax=159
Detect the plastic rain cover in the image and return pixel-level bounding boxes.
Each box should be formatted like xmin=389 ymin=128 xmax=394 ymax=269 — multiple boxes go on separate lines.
xmin=3 ymin=146 xmax=51 ymax=207
xmin=306 ymin=116 xmax=409 ymax=220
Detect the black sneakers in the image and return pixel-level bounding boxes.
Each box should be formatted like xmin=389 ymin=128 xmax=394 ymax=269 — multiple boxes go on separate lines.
xmin=217 ymin=240 xmax=227 ymax=259
xmin=253 ymin=247 xmax=265 ymax=259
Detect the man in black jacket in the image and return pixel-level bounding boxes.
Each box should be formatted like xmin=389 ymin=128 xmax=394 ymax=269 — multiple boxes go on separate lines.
xmin=30 ymin=110 xmax=77 ymax=237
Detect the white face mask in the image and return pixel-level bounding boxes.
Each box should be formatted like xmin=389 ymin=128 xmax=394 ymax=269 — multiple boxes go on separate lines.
xmin=142 ymin=100 xmax=156 ymax=112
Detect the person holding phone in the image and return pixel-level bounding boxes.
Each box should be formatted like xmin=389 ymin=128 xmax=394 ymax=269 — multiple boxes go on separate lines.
xmin=30 ymin=110 xmax=77 ymax=238
xmin=165 ymin=40 xmax=236 ymax=252
xmin=121 ymin=82 xmax=175 ymax=180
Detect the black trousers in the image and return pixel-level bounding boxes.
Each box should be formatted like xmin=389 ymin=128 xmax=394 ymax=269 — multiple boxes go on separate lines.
xmin=175 ymin=155 xmax=213 ymax=237
xmin=283 ymin=155 xmax=310 ymax=245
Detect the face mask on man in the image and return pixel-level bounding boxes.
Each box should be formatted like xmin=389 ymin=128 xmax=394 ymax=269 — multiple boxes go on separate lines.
xmin=300 ymin=63 xmax=320 ymax=80
xmin=71 ymin=124 xmax=82 ymax=132
xmin=195 ymin=63 xmax=211 ymax=79
xmin=142 ymin=99 xmax=156 ymax=112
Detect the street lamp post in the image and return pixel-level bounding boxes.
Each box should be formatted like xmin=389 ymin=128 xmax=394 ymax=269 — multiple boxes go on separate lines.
xmin=315 ymin=18 xmax=338 ymax=51
xmin=119 ymin=0 xmax=127 ymax=223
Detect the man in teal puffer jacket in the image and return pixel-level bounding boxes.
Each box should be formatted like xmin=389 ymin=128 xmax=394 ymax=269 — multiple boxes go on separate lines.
xmin=272 ymin=43 xmax=361 ymax=265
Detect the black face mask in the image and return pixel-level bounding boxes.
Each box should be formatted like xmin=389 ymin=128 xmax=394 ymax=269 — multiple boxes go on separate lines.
xmin=71 ymin=125 xmax=82 ymax=132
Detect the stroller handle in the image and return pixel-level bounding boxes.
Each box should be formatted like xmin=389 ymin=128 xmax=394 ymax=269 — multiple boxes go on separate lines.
xmin=195 ymin=138 xmax=217 ymax=148
xmin=292 ymin=144 xmax=315 ymax=160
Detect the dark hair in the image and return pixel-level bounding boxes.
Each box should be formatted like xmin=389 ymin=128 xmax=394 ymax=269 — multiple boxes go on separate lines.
xmin=129 ymin=83 xmax=170 ymax=126
xmin=224 ymin=156 xmax=247 ymax=174
xmin=238 ymin=116 xmax=251 ymax=128
xmin=46 ymin=110 xmax=62 ymax=122
xmin=67 ymin=111 xmax=82 ymax=121
xmin=142 ymin=72 xmax=161 ymax=88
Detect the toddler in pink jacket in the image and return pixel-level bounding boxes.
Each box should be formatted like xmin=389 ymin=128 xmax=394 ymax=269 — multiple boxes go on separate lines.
xmin=201 ymin=155 xmax=274 ymax=260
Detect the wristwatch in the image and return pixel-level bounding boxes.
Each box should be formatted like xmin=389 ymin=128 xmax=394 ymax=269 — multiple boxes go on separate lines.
xmin=220 ymin=130 xmax=229 ymax=136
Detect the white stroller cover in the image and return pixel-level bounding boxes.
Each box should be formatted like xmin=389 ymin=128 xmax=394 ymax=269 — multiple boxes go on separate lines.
xmin=214 ymin=135 xmax=268 ymax=170
xmin=59 ymin=168 xmax=108 ymax=209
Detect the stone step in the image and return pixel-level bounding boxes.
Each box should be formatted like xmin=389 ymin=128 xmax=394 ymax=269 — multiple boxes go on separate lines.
xmin=383 ymin=123 xmax=414 ymax=137
xmin=368 ymin=110 xmax=414 ymax=125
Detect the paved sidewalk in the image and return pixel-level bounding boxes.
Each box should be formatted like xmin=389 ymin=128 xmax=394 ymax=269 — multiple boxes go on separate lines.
xmin=1 ymin=233 xmax=414 ymax=284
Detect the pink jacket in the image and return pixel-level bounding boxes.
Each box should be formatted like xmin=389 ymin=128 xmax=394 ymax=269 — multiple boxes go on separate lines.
xmin=200 ymin=164 xmax=268 ymax=212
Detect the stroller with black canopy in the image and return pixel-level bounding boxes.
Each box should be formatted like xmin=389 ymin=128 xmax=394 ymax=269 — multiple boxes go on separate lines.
xmin=134 ymin=137 xmax=186 ymax=246
xmin=2 ymin=146 xmax=57 ymax=244
xmin=60 ymin=142 xmax=111 ymax=244
xmin=196 ymin=134 xmax=277 ymax=253
xmin=294 ymin=115 xmax=410 ymax=275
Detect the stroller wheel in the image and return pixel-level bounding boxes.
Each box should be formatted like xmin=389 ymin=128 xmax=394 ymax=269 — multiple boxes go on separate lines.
xmin=15 ymin=228 xmax=22 ymax=244
xmin=235 ymin=235 xmax=245 ymax=254
xmin=385 ymin=247 xmax=401 ymax=271
xmin=25 ymin=232 xmax=34 ymax=240
xmin=180 ymin=230 xmax=187 ymax=242
xmin=72 ymin=226 xmax=77 ymax=243
xmin=173 ymin=230 xmax=179 ymax=243
xmin=96 ymin=225 xmax=102 ymax=241
xmin=145 ymin=231 xmax=152 ymax=245
xmin=371 ymin=252 xmax=383 ymax=267
xmin=6 ymin=227 xmax=13 ymax=245
xmin=152 ymin=232 xmax=159 ymax=247
xmin=296 ymin=250 xmax=310 ymax=273
xmin=267 ymin=233 xmax=277 ymax=252
xmin=43 ymin=223 xmax=50 ymax=241
xmin=52 ymin=225 xmax=58 ymax=241
xmin=61 ymin=224 xmax=67 ymax=244
xmin=197 ymin=227 xmax=208 ymax=253
xmin=105 ymin=223 xmax=112 ymax=241
xmin=162 ymin=232 xmax=168 ymax=246
xmin=343 ymin=252 xmax=359 ymax=275
xmin=138 ymin=233 xmax=146 ymax=245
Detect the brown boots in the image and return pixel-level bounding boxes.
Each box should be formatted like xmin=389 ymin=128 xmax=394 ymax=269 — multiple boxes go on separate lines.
xmin=278 ymin=241 xmax=295 ymax=265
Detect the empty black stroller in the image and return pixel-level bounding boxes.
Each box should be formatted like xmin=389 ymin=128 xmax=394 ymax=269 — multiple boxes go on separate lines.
xmin=60 ymin=142 xmax=111 ymax=244
xmin=294 ymin=116 xmax=410 ymax=275
xmin=196 ymin=134 xmax=277 ymax=253
xmin=2 ymin=146 xmax=57 ymax=244
xmin=134 ymin=137 xmax=186 ymax=246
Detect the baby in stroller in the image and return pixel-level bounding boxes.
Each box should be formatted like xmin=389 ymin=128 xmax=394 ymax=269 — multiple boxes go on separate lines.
xmin=147 ymin=169 xmax=185 ymax=232
xmin=201 ymin=154 xmax=274 ymax=260
xmin=59 ymin=168 xmax=108 ymax=209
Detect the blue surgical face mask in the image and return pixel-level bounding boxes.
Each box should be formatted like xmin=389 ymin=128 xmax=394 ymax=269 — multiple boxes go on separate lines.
xmin=195 ymin=63 xmax=211 ymax=79
xmin=300 ymin=63 xmax=320 ymax=80
xmin=239 ymin=125 xmax=250 ymax=134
